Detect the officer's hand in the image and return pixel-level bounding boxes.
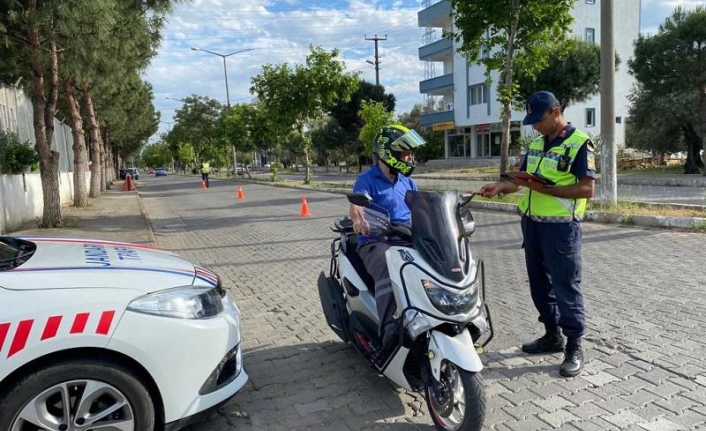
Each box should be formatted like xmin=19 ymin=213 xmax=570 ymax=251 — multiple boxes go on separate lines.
xmin=480 ymin=182 xmax=503 ymax=198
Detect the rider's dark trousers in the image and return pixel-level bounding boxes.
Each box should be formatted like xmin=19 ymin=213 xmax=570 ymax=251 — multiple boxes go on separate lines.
xmin=357 ymin=242 xmax=396 ymax=337
xmin=201 ymin=173 xmax=209 ymax=188
xmin=521 ymin=217 xmax=586 ymax=339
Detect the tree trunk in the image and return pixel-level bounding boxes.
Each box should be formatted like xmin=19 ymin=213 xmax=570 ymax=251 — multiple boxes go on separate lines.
xmin=65 ymin=80 xmax=89 ymax=207
xmin=101 ymin=131 xmax=109 ymax=191
xmin=28 ymin=7 xmax=62 ymax=228
xmin=699 ymin=85 xmax=706 ymax=175
xmin=83 ymin=85 xmax=103 ymax=197
xmin=683 ymin=122 xmax=704 ymax=174
xmin=500 ymin=2 xmax=520 ymax=174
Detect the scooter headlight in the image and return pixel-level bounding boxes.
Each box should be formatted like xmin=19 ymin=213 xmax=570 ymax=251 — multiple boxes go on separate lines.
xmin=422 ymin=279 xmax=479 ymax=315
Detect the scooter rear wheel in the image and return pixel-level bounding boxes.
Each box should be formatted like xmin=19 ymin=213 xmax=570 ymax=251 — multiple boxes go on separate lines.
xmin=426 ymin=361 xmax=485 ymax=431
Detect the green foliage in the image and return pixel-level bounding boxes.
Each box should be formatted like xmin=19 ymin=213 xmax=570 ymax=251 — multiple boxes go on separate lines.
xmin=0 ymin=132 xmax=39 ymax=174
xmin=167 ymin=95 xmax=224 ymax=162
xmin=397 ymin=103 xmax=443 ymax=162
xmin=141 ymin=141 xmax=173 ymax=168
xmin=358 ymin=100 xmax=394 ymax=155
xmin=628 ymin=6 xmax=706 ymax=174
xmin=512 ymin=39 xmax=618 ymax=109
xmin=250 ymin=46 xmax=359 ymax=183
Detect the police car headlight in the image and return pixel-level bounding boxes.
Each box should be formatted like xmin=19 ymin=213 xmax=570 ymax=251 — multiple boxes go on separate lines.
xmin=422 ymin=279 xmax=478 ymax=315
xmin=128 ymin=286 xmax=224 ymax=319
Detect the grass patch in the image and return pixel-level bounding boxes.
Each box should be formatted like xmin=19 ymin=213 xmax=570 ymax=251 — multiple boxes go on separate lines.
xmin=618 ymin=164 xmax=684 ymax=175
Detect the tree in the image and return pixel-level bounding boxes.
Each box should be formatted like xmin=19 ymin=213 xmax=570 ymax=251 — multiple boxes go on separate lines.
xmin=626 ymin=84 xmax=703 ymax=173
xmin=167 ymin=95 xmax=224 ymax=163
xmin=397 ymin=104 xmax=444 ymax=163
xmin=251 ymin=46 xmax=359 ymax=184
xmin=311 ymin=118 xmax=348 ymax=171
xmin=629 ymin=6 xmax=706 ymax=174
xmin=358 ymin=100 xmax=394 ymax=155
xmin=512 ymin=39 xmax=619 ymax=111
xmin=449 ymin=0 xmax=575 ymax=173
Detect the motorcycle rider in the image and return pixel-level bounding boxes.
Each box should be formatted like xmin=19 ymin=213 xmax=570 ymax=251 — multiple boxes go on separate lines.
xmin=349 ymin=124 xmax=427 ymax=346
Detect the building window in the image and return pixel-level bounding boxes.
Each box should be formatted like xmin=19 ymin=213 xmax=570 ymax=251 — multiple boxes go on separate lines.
xmin=469 ymin=84 xmax=486 ymax=106
xmin=586 ymin=108 xmax=596 ymax=127
xmin=585 ymin=28 xmax=595 ymax=44
xmin=586 ymin=0 xmax=595 ymax=4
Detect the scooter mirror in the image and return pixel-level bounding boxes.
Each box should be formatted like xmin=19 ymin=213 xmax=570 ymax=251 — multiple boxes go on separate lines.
xmin=347 ymin=193 xmax=372 ymax=207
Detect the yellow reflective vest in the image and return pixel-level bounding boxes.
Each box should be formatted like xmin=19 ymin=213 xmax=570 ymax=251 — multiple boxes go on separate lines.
xmin=517 ymin=128 xmax=592 ymax=222
xmin=201 ymin=162 xmax=210 ymax=174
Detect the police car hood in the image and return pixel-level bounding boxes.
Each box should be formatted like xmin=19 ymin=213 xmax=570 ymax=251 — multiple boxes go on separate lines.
xmin=1 ymin=238 xmax=219 ymax=292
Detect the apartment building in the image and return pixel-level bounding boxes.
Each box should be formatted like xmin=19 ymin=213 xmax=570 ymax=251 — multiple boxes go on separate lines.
xmin=417 ymin=0 xmax=641 ymax=161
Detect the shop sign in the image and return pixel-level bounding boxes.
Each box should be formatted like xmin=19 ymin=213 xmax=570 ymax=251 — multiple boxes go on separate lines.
xmin=432 ymin=121 xmax=455 ymax=131
xmin=475 ymin=123 xmax=490 ymax=132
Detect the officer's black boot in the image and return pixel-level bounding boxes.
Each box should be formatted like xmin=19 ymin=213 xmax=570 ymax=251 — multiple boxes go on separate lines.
xmin=560 ymin=337 xmax=584 ymax=377
xmin=521 ymin=323 xmax=565 ymax=354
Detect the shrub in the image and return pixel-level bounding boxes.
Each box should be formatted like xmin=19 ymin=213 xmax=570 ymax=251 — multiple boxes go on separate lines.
xmin=0 ymin=132 xmax=39 ymax=174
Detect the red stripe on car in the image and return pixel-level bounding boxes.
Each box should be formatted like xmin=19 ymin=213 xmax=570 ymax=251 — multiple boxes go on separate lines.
xmin=41 ymin=316 xmax=63 ymax=340
xmin=96 ymin=311 xmax=115 ymax=335
xmin=70 ymin=313 xmax=90 ymax=334
xmin=0 ymin=323 xmax=9 ymax=352
xmin=8 ymin=320 xmax=33 ymax=357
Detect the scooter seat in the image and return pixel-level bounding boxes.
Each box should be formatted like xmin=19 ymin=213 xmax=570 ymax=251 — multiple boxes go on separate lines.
xmin=343 ymin=234 xmax=376 ymax=292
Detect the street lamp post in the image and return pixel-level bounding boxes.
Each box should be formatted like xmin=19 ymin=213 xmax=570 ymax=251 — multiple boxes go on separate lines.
xmin=190 ymin=47 xmax=254 ymax=107
xmin=191 ymin=46 xmax=254 ymax=176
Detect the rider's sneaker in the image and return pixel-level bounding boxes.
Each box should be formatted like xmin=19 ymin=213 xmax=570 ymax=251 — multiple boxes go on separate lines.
xmin=560 ymin=338 xmax=584 ymax=377
xmin=521 ymin=324 xmax=565 ymax=354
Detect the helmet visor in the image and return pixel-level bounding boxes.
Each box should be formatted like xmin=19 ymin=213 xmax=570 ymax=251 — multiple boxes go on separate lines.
xmin=390 ymin=129 xmax=426 ymax=152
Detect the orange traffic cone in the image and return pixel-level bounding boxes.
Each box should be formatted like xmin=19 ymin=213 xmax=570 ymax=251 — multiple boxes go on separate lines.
xmin=237 ymin=186 xmax=245 ymax=200
xmin=200 ymin=180 xmax=207 ymax=190
xmin=123 ymin=174 xmax=135 ymax=191
xmin=300 ymin=195 xmax=311 ymax=217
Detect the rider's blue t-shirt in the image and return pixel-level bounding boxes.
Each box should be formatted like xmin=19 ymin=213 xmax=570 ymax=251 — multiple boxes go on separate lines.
xmin=353 ymin=165 xmax=417 ymax=245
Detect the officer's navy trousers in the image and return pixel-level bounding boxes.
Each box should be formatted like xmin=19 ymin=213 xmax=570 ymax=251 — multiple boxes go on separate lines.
xmin=521 ymin=217 xmax=586 ymax=339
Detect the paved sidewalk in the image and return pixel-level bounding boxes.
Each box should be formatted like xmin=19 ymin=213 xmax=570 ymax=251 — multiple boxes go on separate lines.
xmin=13 ymin=186 xmax=155 ymax=245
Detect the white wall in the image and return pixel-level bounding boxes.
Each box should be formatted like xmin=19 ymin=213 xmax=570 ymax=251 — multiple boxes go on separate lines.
xmin=0 ymin=172 xmax=90 ymax=234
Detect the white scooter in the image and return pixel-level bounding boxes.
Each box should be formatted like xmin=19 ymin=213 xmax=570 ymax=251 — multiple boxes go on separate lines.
xmin=318 ymin=190 xmax=493 ymax=431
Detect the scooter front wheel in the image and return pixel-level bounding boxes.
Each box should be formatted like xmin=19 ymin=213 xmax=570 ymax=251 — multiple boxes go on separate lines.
xmin=426 ymin=361 xmax=485 ymax=431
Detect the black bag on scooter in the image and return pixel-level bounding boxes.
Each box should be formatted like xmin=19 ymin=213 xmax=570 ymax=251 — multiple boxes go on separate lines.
xmin=317 ymin=271 xmax=349 ymax=342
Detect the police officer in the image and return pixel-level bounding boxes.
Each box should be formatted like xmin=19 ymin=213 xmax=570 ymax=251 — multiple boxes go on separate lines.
xmin=349 ymin=124 xmax=427 ymax=347
xmin=200 ymin=161 xmax=210 ymax=188
xmin=480 ymin=91 xmax=595 ymax=377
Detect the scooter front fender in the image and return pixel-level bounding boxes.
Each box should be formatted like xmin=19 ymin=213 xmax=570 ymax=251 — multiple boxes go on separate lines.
xmin=429 ymin=328 xmax=483 ymax=381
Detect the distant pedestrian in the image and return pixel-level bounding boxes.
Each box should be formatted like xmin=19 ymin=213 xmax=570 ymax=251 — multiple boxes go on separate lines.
xmin=201 ymin=161 xmax=210 ymax=188
xmin=480 ymin=91 xmax=596 ymax=377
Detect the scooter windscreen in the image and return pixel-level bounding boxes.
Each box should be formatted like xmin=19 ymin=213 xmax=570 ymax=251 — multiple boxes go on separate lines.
xmin=405 ymin=190 xmax=471 ymax=282
xmin=360 ymin=203 xmax=394 ymax=238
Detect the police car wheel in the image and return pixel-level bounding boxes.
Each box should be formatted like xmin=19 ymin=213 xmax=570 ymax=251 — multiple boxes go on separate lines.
xmin=0 ymin=358 xmax=155 ymax=431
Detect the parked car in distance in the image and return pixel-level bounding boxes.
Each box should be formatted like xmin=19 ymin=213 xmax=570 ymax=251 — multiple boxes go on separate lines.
xmin=155 ymin=167 xmax=167 ymax=177
xmin=0 ymin=236 xmax=248 ymax=430
xmin=119 ymin=168 xmax=139 ymax=181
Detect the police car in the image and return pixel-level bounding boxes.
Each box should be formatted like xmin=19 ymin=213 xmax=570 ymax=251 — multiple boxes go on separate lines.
xmin=0 ymin=236 xmax=247 ymax=430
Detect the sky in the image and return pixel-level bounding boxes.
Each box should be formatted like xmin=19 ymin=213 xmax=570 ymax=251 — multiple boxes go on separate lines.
xmin=146 ymin=0 xmax=706 ymax=140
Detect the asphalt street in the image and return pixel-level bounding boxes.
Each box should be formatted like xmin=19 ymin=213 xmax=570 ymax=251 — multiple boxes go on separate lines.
xmin=16 ymin=175 xmax=705 ymax=431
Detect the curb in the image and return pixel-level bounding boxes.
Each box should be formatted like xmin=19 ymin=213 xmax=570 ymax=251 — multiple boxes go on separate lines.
xmin=470 ymin=200 xmax=706 ymax=230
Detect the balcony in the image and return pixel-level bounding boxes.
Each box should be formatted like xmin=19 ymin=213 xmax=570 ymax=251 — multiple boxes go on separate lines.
xmin=419 ymin=109 xmax=454 ymax=128
xmin=419 ymin=37 xmax=453 ymax=61
xmin=418 ymin=0 xmax=452 ymax=28
xmin=419 ymin=73 xmax=453 ymax=95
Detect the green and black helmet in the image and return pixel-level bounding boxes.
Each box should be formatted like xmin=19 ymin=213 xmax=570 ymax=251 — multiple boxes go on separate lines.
xmin=372 ymin=124 xmax=427 ymax=176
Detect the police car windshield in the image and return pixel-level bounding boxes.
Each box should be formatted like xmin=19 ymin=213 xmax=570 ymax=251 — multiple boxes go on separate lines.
xmin=0 ymin=237 xmax=36 ymax=270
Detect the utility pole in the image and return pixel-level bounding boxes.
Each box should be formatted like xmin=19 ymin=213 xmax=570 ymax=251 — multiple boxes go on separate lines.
xmin=600 ymin=0 xmax=617 ymax=205
xmin=365 ymin=34 xmax=387 ymax=86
